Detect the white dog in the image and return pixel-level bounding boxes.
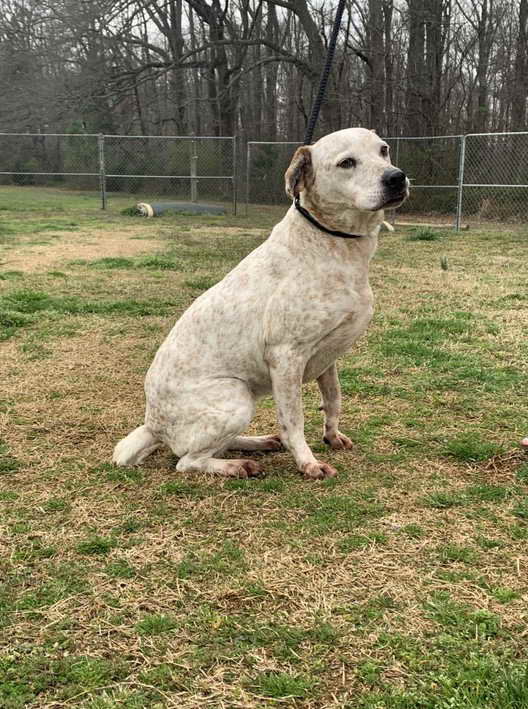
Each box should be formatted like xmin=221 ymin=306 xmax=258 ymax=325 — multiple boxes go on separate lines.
xmin=113 ymin=127 xmax=409 ymax=479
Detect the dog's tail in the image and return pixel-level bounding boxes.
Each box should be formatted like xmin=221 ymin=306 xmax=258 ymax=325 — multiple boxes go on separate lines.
xmin=113 ymin=425 xmax=160 ymax=466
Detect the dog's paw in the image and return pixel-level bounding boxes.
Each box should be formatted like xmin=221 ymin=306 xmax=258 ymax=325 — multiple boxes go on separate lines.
xmin=301 ymin=461 xmax=337 ymax=480
xmin=262 ymin=434 xmax=284 ymax=451
xmin=224 ymin=459 xmax=265 ymax=479
xmin=323 ymin=432 xmax=353 ymax=450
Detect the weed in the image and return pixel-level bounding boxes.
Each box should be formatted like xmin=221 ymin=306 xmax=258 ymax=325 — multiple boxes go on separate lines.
xmin=43 ymin=498 xmax=70 ymax=512
xmin=423 ymin=491 xmax=467 ymax=508
xmin=136 ymin=613 xmax=178 ymax=636
xmin=437 ymin=543 xmax=479 ymax=564
xmin=491 ymin=587 xmax=520 ymax=604
xmin=135 ymin=254 xmax=182 ymax=270
xmin=158 ymin=480 xmax=206 ymax=498
xmin=183 ymin=276 xmax=219 ymax=291
xmin=407 ymin=227 xmax=444 ymax=241
xmin=516 ymin=463 xmax=528 ymax=483
xmin=0 ymin=271 xmax=24 ymax=280
xmin=338 ymin=532 xmax=388 ymax=552
xmin=475 ymin=535 xmax=503 ymax=550
xmin=424 ymin=591 xmax=501 ymax=638
xmin=105 ymin=559 xmax=136 ymax=579
xmin=76 ymin=536 xmax=117 ymax=555
xmin=465 ymin=484 xmax=511 ymax=502
xmin=117 ymin=517 xmax=143 ymax=534
xmin=402 ymin=523 xmax=425 ymax=539
xmin=253 ymin=672 xmax=315 ymax=698
xmin=443 ymin=433 xmax=503 ymax=462
xmin=89 ymin=257 xmax=135 ymax=269
xmin=512 ymin=499 xmax=528 ymax=519
xmin=0 ymin=454 xmax=22 ymax=474
xmin=104 ymin=465 xmax=144 ymax=485
xmin=357 ymin=660 xmax=382 ymax=685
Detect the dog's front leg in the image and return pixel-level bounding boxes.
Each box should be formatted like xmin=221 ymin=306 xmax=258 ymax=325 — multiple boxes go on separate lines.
xmin=317 ymin=363 xmax=353 ymax=451
xmin=268 ymin=349 xmax=337 ymax=480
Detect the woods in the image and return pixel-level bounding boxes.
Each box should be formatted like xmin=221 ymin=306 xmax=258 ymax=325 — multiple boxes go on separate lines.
xmin=0 ymin=0 xmax=527 ymax=140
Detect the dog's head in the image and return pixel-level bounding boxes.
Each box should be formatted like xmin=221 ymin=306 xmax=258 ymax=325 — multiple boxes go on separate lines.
xmin=285 ymin=127 xmax=409 ymax=213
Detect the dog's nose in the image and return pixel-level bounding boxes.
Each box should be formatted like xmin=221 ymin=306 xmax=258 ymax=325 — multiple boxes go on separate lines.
xmin=382 ymin=168 xmax=406 ymax=190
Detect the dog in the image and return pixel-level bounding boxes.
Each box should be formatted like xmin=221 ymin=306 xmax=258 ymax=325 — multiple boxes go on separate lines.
xmin=113 ymin=127 xmax=409 ymax=480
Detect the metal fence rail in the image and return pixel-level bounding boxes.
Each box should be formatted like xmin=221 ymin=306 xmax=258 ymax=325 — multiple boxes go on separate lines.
xmin=0 ymin=133 xmax=237 ymax=213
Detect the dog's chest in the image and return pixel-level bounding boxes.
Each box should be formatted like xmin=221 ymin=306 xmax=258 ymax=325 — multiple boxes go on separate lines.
xmin=304 ymin=298 xmax=374 ymax=381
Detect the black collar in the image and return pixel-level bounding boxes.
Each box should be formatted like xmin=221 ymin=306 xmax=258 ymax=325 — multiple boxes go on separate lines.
xmin=294 ymin=195 xmax=366 ymax=239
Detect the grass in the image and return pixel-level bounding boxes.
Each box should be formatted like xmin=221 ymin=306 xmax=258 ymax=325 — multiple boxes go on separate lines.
xmin=406 ymin=226 xmax=450 ymax=241
xmin=135 ymin=613 xmax=178 ymax=636
xmin=1 ymin=186 xmax=528 ymax=706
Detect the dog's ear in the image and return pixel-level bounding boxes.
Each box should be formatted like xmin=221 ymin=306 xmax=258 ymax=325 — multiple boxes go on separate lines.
xmin=370 ymin=129 xmax=377 ymax=134
xmin=285 ymin=146 xmax=314 ymax=199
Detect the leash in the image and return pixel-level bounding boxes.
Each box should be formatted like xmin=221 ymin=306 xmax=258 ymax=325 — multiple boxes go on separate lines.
xmin=296 ymin=0 xmax=366 ymax=240
xmin=303 ymin=0 xmax=348 ymax=146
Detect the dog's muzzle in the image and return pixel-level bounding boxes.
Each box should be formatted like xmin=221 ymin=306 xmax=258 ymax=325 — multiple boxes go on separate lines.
xmin=381 ymin=168 xmax=408 ymax=207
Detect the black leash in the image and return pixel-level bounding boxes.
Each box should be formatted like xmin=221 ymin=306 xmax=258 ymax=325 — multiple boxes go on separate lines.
xmin=296 ymin=0 xmax=365 ymax=239
xmin=294 ymin=196 xmax=364 ymax=239
xmin=303 ymin=0 xmax=348 ymax=146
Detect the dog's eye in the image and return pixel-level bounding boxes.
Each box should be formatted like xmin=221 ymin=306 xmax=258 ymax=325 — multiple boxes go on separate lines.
xmin=380 ymin=145 xmax=389 ymax=158
xmin=338 ymin=157 xmax=356 ymax=169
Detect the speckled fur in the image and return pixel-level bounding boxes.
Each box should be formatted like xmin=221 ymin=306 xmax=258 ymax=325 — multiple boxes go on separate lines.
xmin=113 ymin=127 xmax=409 ymax=479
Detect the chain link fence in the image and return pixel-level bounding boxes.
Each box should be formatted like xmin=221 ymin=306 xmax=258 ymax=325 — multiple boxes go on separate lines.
xmin=0 ymin=133 xmax=100 ymax=191
xmin=2 ymin=131 xmax=528 ymax=226
xmin=0 ymin=133 xmax=237 ymax=213
xmin=246 ymin=132 xmax=528 ymax=229
xmin=461 ymin=132 xmax=528 ymax=223
xmin=245 ymin=141 xmax=299 ymax=210
xmin=388 ymin=135 xmax=461 ymax=225
xmin=103 ymin=135 xmax=236 ymax=211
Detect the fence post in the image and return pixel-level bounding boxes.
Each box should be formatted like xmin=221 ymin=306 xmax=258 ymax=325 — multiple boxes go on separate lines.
xmin=98 ymin=133 xmax=106 ymax=210
xmin=245 ymin=141 xmax=251 ymax=216
xmin=190 ymin=135 xmax=198 ymax=202
xmin=232 ymin=136 xmax=237 ymax=215
xmin=455 ymin=135 xmax=466 ymax=231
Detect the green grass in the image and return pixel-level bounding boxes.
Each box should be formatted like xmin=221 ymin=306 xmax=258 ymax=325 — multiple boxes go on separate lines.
xmin=76 ymin=536 xmax=117 ymax=555
xmin=253 ymin=671 xmax=315 ymax=698
xmin=136 ymin=613 xmax=178 ymax=636
xmin=105 ymin=559 xmax=136 ymax=579
xmin=424 ymin=591 xmax=501 ymax=638
xmin=1 ymin=191 xmax=528 ymax=706
xmin=444 ymin=434 xmax=504 ymax=462
xmin=406 ymin=226 xmax=447 ymax=241
xmin=85 ymin=253 xmax=183 ymax=271
xmin=437 ymin=543 xmax=480 ymax=564
xmin=1 ymin=289 xmax=177 ymax=317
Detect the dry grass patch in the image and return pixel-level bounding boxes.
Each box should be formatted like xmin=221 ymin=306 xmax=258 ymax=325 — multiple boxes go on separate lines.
xmin=1 ymin=226 xmax=164 ymax=273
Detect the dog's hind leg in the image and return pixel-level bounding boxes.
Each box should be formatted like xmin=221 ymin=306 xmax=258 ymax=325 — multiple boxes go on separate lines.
xmin=317 ymin=363 xmax=353 ymax=451
xmin=113 ymin=425 xmax=160 ymax=466
xmin=171 ymin=379 xmax=264 ymax=478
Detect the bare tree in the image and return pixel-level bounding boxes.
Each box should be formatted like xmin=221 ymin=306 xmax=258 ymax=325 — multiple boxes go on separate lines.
xmin=0 ymin=0 xmax=525 ymax=140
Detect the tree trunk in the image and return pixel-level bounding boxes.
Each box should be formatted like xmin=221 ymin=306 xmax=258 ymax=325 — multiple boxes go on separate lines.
xmin=512 ymin=0 xmax=528 ymax=128
xmin=367 ymin=0 xmax=385 ymax=130
xmin=406 ymin=0 xmax=426 ymax=135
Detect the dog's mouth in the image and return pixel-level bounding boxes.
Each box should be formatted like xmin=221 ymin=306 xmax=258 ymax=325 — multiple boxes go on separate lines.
xmin=380 ymin=190 xmax=408 ymax=209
